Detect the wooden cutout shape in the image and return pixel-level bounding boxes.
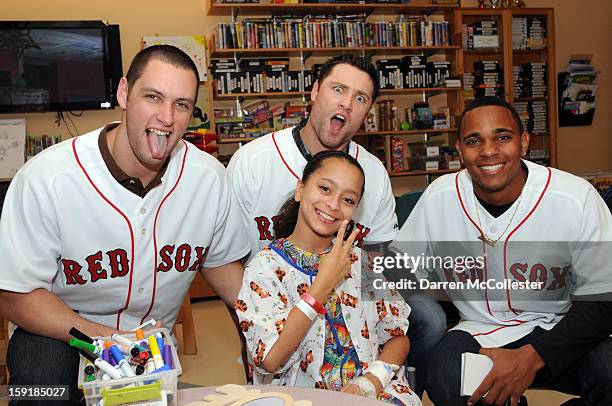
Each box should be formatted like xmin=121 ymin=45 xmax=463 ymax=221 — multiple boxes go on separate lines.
xmin=185 ymin=384 xmax=312 ymax=406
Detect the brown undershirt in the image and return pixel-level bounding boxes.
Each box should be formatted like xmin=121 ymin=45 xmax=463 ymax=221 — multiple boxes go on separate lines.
xmin=97 ymin=124 xmax=168 ymax=198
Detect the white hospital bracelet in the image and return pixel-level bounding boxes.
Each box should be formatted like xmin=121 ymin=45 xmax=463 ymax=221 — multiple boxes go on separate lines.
xmin=295 ymin=299 xmax=318 ymax=321
xmin=367 ymin=360 xmax=400 ymax=389
xmin=353 ymin=376 xmax=377 ymax=398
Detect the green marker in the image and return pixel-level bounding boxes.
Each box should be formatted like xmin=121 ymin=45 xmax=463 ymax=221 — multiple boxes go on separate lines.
xmin=69 ymin=337 xmax=103 ymax=356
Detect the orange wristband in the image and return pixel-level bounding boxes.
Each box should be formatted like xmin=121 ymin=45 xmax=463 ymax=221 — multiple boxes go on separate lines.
xmin=301 ymin=293 xmax=325 ymax=315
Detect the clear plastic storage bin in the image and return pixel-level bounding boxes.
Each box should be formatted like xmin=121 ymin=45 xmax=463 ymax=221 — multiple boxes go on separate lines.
xmin=77 ymin=328 xmax=181 ymax=406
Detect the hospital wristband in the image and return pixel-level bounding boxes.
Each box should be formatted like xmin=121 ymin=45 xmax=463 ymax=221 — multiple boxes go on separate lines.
xmin=300 ymin=293 xmax=325 ymax=315
xmin=295 ymin=299 xmax=318 ymax=321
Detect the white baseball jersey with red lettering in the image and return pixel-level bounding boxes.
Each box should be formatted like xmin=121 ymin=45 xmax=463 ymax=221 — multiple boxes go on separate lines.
xmin=226 ymin=127 xmax=398 ymax=261
xmin=392 ymin=159 xmax=612 ymax=347
xmin=0 ymin=126 xmax=249 ymax=330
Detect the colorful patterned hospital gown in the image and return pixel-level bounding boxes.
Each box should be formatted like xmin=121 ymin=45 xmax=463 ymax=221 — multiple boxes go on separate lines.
xmin=236 ymin=239 xmax=423 ymax=406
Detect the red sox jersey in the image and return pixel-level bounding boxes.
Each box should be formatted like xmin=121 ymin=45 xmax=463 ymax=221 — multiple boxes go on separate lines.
xmin=0 ymin=126 xmax=249 ymax=331
xmin=392 ymin=159 xmax=612 ymax=347
xmin=226 ymin=127 xmax=398 ymax=261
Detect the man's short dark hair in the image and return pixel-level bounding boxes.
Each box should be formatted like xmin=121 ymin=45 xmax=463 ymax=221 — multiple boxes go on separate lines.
xmin=458 ymin=96 xmax=524 ymax=138
xmin=315 ymin=54 xmax=380 ymax=101
xmin=125 ymin=45 xmax=199 ymax=98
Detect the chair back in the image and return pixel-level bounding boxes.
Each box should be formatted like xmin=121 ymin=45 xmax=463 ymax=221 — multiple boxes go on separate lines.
xmin=395 ymin=190 xmax=424 ymax=229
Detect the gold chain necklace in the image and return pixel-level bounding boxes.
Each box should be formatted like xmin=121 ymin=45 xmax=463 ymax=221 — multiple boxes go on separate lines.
xmin=473 ymin=193 xmax=522 ymax=247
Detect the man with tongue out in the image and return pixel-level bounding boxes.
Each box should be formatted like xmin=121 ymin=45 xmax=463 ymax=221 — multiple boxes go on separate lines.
xmin=0 ymin=45 xmax=248 ymax=403
xmin=227 ymin=54 xmax=448 ymax=397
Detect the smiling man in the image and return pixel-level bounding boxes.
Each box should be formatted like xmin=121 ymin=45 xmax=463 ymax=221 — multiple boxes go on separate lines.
xmin=227 ymin=54 xmax=447 ymax=396
xmin=392 ymin=97 xmax=612 ymax=406
xmin=0 ymin=45 xmax=248 ymax=404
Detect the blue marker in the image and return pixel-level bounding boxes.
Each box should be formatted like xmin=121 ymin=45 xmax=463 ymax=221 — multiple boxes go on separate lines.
xmin=155 ymin=333 xmax=165 ymax=358
xmin=109 ymin=345 xmax=136 ymax=378
xmin=79 ymin=348 xmax=124 ymax=380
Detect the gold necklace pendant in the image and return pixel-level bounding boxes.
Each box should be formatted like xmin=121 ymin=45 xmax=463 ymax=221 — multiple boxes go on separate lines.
xmin=478 ymin=234 xmax=497 ymax=247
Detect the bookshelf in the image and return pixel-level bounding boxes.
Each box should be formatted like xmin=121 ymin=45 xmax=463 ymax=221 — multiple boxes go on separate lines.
xmin=214 ymin=87 xmax=461 ymax=99
xmin=455 ymin=7 xmax=556 ymax=166
xmin=207 ymin=2 xmax=460 ymax=17
xmin=206 ymin=0 xmax=464 ymax=183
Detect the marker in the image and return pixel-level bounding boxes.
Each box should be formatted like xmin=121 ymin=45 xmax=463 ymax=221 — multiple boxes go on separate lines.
xmin=148 ymin=335 xmax=165 ymax=370
xmin=135 ymin=365 xmax=145 ymax=375
xmin=129 ymin=356 xmax=147 ymax=366
xmin=69 ymin=328 xmax=106 ymax=348
xmin=85 ymin=374 xmax=96 ymax=382
xmin=79 ymin=348 xmax=124 ymax=380
xmin=109 ymin=345 xmax=136 ymax=378
xmin=101 ymin=373 xmax=111 ymax=381
xmin=108 ymin=354 xmax=117 ymax=367
xmin=138 ymin=350 xmax=149 ymax=362
xmin=70 ymin=338 xmax=103 ymax=356
xmin=111 ymin=333 xmax=135 ymax=347
xmin=84 ymin=360 xmax=96 ymax=376
xmin=130 ymin=344 xmax=147 ymax=358
xmin=130 ymin=319 xmax=156 ymax=331
xmin=101 ymin=348 xmax=111 ymax=364
xmin=163 ymin=344 xmax=173 ymax=370
xmin=69 ymin=327 xmax=93 ymax=343
xmin=135 ymin=329 xmax=145 ymax=341
xmin=155 ymin=333 xmax=165 ymax=359
xmin=145 ymin=358 xmax=155 ymax=374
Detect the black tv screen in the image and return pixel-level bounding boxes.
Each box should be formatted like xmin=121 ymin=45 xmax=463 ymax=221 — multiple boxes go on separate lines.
xmin=0 ymin=21 xmax=122 ymax=113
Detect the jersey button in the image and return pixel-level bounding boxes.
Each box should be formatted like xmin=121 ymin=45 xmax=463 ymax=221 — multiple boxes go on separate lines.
xmin=490 ymin=227 xmax=497 ymax=233
xmin=140 ymin=208 xmax=146 ymax=215
xmin=141 ymin=228 xmax=146 ymax=235
xmin=138 ymin=287 xmax=144 ymax=293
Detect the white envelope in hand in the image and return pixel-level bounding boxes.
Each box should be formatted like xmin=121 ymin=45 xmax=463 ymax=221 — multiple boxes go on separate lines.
xmin=461 ymin=352 xmax=494 ymax=396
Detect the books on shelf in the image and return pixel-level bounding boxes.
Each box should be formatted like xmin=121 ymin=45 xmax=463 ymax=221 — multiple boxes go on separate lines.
xmin=215 ymin=14 xmax=450 ymax=50
xmin=376 ymin=57 xmax=453 ymax=89
xmin=513 ymin=62 xmax=547 ymax=98
xmin=214 ymin=0 xmax=259 ymax=3
xmin=211 ymin=58 xmax=313 ymax=94
xmin=512 ymin=17 xmax=546 ymax=50
xmin=525 ymin=148 xmax=550 ymax=166
xmin=462 ymin=20 xmax=499 ymax=50
xmin=463 ymin=72 xmax=474 ymax=100
xmin=473 ymin=60 xmax=504 ymax=98
xmin=514 ymin=100 xmax=548 ymax=136
xmin=26 ymin=134 xmax=61 ymax=161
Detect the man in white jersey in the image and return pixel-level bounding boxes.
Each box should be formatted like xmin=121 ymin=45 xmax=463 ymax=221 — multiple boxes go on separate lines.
xmin=0 ymin=46 xmax=248 ymax=404
xmin=227 ymin=54 xmax=447 ymax=396
xmin=391 ymin=97 xmax=612 ymax=406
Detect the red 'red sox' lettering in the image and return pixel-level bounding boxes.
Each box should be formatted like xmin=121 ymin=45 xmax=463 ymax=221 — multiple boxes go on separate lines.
xmin=254 ymin=215 xmax=370 ymax=247
xmin=254 ymin=215 xmax=281 ymax=241
xmin=107 ymin=249 xmax=129 ymax=278
xmin=61 ymin=244 xmax=208 ymax=284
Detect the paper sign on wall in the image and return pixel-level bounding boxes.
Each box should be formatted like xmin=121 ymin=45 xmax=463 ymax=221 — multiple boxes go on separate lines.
xmin=142 ymin=35 xmax=207 ymax=82
xmin=0 ymin=119 xmax=26 ymax=179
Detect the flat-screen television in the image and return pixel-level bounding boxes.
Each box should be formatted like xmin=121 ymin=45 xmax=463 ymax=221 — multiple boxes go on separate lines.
xmin=0 ymin=21 xmax=122 ymax=113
